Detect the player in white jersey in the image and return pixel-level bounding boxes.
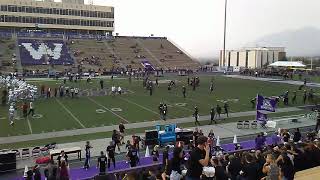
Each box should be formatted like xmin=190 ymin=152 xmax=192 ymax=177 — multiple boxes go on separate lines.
xmin=118 ymin=86 xmax=122 ymax=95
xmin=9 ymin=105 xmax=15 ymax=126
xmin=111 ymin=86 xmax=116 ymax=96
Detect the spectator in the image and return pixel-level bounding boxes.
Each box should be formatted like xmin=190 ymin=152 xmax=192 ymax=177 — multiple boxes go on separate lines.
xmin=186 ymin=136 xmax=210 ymax=180
xmin=59 ymin=161 xmax=69 ymax=180
xmin=227 ymin=153 xmax=242 ymax=180
xmin=151 ymin=145 xmax=160 ymax=162
xmin=271 ymin=132 xmax=280 ymax=146
xmin=57 ymin=151 xmax=68 ymax=167
xmin=211 ymin=157 xmax=228 ymax=180
xmin=44 ymin=159 xmax=58 ymax=180
xmin=162 ymin=146 xmax=170 ymax=168
xmin=255 ymin=134 xmax=263 ymax=150
xmin=239 ymin=154 xmax=259 ymax=180
xmin=277 ymin=154 xmax=295 ymax=180
xmin=255 ymin=150 xmax=266 ymax=179
xmin=293 ymin=128 xmax=302 ymax=142
xmin=33 ymin=165 xmax=41 ymax=180
xmin=193 ymin=127 xmax=200 ymax=147
xmin=282 ymin=130 xmax=290 ymax=143
xmin=165 ymin=147 xmax=184 ymax=180
xmin=262 ymin=154 xmax=280 ymax=180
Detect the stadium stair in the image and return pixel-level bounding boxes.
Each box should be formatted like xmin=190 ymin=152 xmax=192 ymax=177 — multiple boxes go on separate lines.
xmin=134 ymin=38 xmax=167 ymax=70
xmin=102 ymin=40 xmax=126 ymax=69
xmin=13 ymin=35 xmax=23 ymax=74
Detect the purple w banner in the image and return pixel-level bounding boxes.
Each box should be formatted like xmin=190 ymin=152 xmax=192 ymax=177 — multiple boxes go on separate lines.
xmin=141 ymin=60 xmax=155 ymax=71
xmin=256 ymin=111 xmax=268 ymax=122
xmin=256 ymin=94 xmax=276 ymax=112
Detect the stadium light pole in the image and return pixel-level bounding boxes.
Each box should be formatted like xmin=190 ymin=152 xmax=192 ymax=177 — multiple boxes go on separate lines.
xmin=222 ymin=0 xmax=228 ymax=67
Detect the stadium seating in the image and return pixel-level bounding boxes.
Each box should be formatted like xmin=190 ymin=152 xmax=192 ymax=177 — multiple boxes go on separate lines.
xmin=0 ymin=33 xmax=199 ymax=74
xmin=18 ymin=39 xmax=74 ymax=66
xmin=0 ymin=38 xmax=16 ymax=73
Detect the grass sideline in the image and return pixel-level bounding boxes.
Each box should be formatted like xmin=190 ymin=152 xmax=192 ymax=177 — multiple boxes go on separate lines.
xmin=0 ymin=110 xmax=308 ymax=149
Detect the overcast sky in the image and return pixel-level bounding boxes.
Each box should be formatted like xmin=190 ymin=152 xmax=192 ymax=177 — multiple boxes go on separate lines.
xmin=59 ymin=0 xmax=320 ymax=59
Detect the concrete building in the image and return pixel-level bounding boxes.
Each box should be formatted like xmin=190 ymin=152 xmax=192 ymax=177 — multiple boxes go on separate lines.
xmin=62 ymin=0 xmax=84 ymax=5
xmin=219 ymin=47 xmax=286 ymax=69
xmin=0 ymin=0 xmax=114 ymax=35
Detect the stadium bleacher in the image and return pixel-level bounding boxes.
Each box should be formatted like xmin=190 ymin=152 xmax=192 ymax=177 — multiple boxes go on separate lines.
xmin=18 ymin=39 xmax=74 ymax=66
xmin=0 ymin=31 xmax=200 ymax=75
xmin=0 ymin=38 xmax=17 ymax=73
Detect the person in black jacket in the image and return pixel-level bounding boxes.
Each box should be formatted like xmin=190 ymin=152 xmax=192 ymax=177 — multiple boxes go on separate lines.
xmin=163 ymin=147 xmax=184 ymax=180
xmin=293 ymin=128 xmax=302 ymax=142
xmin=216 ymin=105 xmax=222 ymax=118
xmin=57 ymin=151 xmax=68 ymax=167
xmin=227 ymin=154 xmax=242 ymax=180
xmin=239 ymin=154 xmax=259 ymax=180
xmin=162 ymin=146 xmax=170 ymax=168
xmin=211 ymin=158 xmax=228 ymax=180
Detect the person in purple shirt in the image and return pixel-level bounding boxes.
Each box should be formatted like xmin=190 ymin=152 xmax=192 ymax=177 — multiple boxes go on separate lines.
xmin=255 ymin=134 xmax=264 ymax=150
xmin=260 ymin=132 xmax=266 ymax=145
xmin=271 ymin=132 xmax=280 ymax=146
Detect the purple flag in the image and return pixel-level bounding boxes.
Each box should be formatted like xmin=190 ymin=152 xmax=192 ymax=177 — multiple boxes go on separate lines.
xmin=256 ymin=94 xmax=276 ymax=112
xmin=141 ymin=60 xmax=155 ymax=71
xmin=256 ymin=111 xmax=268 ymax=122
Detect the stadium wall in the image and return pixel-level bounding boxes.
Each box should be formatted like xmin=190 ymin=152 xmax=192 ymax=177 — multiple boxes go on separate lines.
xmin=219 ymin=47 xmax=286 ymax=69
xmin=0 ymin=0 xmax=114 ymax=34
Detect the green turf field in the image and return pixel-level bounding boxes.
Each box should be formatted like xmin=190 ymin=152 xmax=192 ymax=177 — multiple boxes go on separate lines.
xmin=0 ymin=75 xmax=317 ymax=138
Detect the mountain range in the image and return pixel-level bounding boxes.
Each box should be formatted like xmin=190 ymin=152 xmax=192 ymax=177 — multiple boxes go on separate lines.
xmin=246 ymin=27 xmax=320 ymax=57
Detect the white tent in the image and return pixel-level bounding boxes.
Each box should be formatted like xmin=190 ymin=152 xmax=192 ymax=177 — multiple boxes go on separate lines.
xmin=268 ymin=61 xmax=306 ymax=68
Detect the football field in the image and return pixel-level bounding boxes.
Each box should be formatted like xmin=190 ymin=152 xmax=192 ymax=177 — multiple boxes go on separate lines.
xmin=0 ymin=74 xmax=315 ymax=138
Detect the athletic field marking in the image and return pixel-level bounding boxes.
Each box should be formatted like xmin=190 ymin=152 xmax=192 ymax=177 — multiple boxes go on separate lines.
xmin=55 ymin=98 xmax=86 ymax=128
xmin=164 ymin=100 xmax=194 ymax=112
xmin=173 ymin=93 xmax=212 ymax=106
xmin=87 ymin=97 xmax=129 ymax=123
xmin=26 ymin=116 xmax=33 ymax=134
xmin=118 ymin=97 xmax=159 ymax=115
xmin=175 ymin=103 xmax=187 ymax=107
xmin=32 ymin=114 xmax=43 ymax=119
xmin=111 ymin=108 xmax=123 ymax=112
xmin=0 ymin=117 xmax=5 ymax=120
xmin=96 ymin=109 xmax=107 ymax=114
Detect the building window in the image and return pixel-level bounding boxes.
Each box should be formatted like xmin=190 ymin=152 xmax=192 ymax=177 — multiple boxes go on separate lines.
xmin=245 ymin=51 xmax=248 ymax=68
xmin=228 ymin=51 xmax=231 ymax=67
xmin=236 ymin=52 xmax=239 ymax=66
xmin=1 ymin=5 xmax=8 ymax=11
xmin=273 ymin=51 xmax=275 ymax=62
xmin=261 ymin=51 xmax=263 ymax=67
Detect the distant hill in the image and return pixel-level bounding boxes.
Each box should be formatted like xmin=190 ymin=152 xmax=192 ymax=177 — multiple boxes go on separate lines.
xmin=247 ymin=27 xmax=320 ymax=56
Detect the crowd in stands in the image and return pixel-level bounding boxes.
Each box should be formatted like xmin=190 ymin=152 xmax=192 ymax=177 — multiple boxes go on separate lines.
xmin=121 ymin=125 xmax=320 ymax=180
xmin=20 ymin=115 xmax=320 ymax=180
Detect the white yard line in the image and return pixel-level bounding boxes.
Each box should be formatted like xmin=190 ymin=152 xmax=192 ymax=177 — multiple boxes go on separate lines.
xmin=55 ymin=98 xmax=86 ymax=128
xmin=26 ymin=116 xmax=33 ymax=134
xmin=118 ymin=97 xmax=160 ymax=115
xmin=87 ymin=97 xmax=129 ymax=123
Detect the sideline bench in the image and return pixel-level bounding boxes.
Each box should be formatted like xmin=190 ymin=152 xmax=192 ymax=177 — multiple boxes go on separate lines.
xmin=50 ymin=147 xmax=81 ymax=161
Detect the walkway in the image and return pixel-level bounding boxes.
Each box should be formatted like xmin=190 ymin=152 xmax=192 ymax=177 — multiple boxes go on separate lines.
xmin=9 ymin=110 xmax=317 ymax=170
xmin=226 ymin=75 xmax=320 ymax=88
xmin=0 ymin=107 xmax=302 ymax=144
